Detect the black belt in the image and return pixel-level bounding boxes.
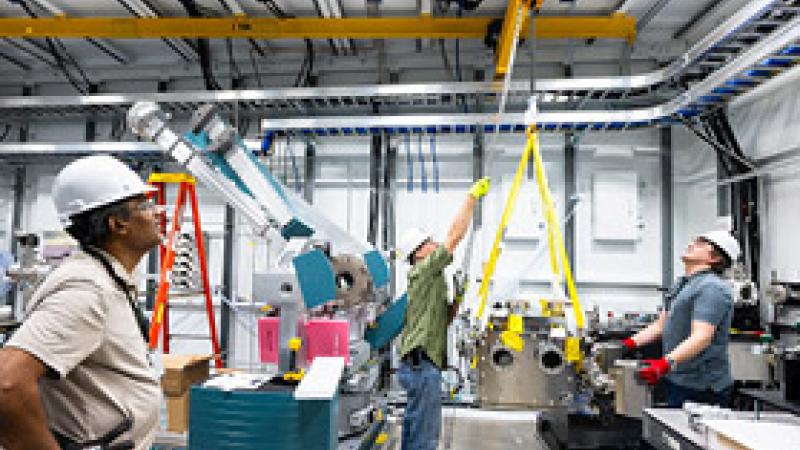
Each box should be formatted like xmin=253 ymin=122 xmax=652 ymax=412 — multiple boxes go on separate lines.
xmin=53 ymin=418 xmax=134 ymax=450
xmin=402 ymin=347 xmax=431 ymax=367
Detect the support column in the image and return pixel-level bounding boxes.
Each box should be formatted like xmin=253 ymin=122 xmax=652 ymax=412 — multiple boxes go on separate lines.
xmin=221 ymin=205 xmax=235 ymax=365
xmin=10 ymin=168 xmax=24 ymax=256
xmin=473 ymin=129 xmax=484 ymax=228
xmin=564 ymin=132 xmax=577 ymax=272
xmin=368 ymin=133 xmax=382 ymax=246
xmin=85 ymin=83 xmax=98 ymax=142
xmin=383 ymin=138 xmax=397 ymax=297
xmin=6 ymin=167 xmax=24 ymax=313
xmin=473 ymin=67 xmax=485 ymax=228
xmin=661 ymin=126 xmax=674 ymax=287
xmin=716 ymin=154 xmax=731 ymax=216
xmin=304 ymin=138 xmax=315 ymax=204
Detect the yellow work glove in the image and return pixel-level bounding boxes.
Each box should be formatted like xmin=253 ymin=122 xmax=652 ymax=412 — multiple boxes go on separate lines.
xmin=469 ymin=177 xmax=491 ymax=199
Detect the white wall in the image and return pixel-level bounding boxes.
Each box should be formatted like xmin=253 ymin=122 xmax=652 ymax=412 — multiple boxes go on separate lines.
xmin=671 ymin=125 xmax=719 ymax=277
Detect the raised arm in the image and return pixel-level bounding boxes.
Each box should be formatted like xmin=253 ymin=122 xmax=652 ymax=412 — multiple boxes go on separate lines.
xmin=443 ymin=177 xmax=490 ymax=255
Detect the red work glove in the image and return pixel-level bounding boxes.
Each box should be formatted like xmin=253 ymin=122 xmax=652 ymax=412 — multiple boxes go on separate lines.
xmin=621 ymin=338 xmax=637 ymax=350
xmin=638 ymin=358 xmax=671 ymax=386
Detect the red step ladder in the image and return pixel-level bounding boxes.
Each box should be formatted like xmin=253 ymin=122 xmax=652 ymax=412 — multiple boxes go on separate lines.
xmin=147 ymin=173 xmax=223 ymax=368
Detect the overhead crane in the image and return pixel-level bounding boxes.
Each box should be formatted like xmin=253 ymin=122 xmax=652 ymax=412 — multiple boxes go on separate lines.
xmin=0 ymin=14 xmax=635 ymax=42
xmin=0 ymin=0 xmax=797 ymax=135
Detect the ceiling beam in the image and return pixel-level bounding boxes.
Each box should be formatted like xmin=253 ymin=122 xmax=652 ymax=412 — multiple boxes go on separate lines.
xmin=1 ymin=38 xmax=57 ymax=67
xmin=0 ymin=49 xmax=31 ymax=71
xmin=0 ymin=15 xmax=637 ymax=42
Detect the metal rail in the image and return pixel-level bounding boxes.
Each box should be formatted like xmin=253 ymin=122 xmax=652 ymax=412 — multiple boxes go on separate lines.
xmin=259 ymin=12 xmax=800 ymax=132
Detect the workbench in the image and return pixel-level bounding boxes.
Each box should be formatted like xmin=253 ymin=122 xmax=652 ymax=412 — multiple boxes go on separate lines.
xmin=642 ymin=407 xmax=800 ymax=450
xmin=739 ymin=388 xmax=800 ymax=415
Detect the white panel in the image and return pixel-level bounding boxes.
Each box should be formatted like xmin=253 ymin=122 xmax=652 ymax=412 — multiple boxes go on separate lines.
xmin=294 ymin=357 xmax=345 ymax=400
xmin=576 ymin=132 xmax=663 ymax=287
xmin=592 ymin=171 xmax=639 ymax=242
xmin=764 ymin=174 xmax=800 ymax=282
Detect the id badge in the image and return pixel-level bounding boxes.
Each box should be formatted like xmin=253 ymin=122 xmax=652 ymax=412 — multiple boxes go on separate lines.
xmin=148 ymin=349 xmax=165 ymax=379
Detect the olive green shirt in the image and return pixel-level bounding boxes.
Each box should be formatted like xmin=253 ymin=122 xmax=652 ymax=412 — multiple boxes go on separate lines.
xmin=399 ymin=245 xmax=453 ymax=369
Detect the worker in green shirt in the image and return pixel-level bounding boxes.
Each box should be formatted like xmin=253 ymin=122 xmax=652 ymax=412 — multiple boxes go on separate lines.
xmin=396 ymin=176 xmax=491 ymax=450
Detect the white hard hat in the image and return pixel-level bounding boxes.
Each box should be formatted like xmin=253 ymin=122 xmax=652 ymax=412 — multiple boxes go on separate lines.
xmin=699 ymin=230 xmax=740 ymax=263
xmin=397 ymin=227 xmax=431 ymax=263
xmin=52 ymin=155 xmax=156 ymax=227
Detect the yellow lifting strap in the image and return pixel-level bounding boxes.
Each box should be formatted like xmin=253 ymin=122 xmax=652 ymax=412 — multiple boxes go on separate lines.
xmin=475 ymin=133 xmax=535 ymax=322
xmin=528 ymin=127 xmax=585 ymax=330
xmin=473 ymin=127 xmax=585 ymax=331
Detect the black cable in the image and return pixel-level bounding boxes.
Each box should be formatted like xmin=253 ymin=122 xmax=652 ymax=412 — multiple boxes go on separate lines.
xmin=226 ymin=38 xmax=242 ymax=89
xmin=249 ymin=47 xmax=264 ymax=88
xmin=439 ymin=39 xmax=455 ymax=81
xmin=44 ymin=38 xmax=88 ymax=93
xmin=53 ymin=38 xmax=92 ymax=88
xmin=10 ymin=0 xmax=91 ymax=93
xmin=178 ymin=0 xmax=222 ymax=91
xmin=256 ymin=0 xmax=315 ymax=87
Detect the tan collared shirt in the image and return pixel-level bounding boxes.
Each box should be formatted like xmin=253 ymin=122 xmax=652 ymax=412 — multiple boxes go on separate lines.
xmin=7 ymin=250 xmax=161 ymax=450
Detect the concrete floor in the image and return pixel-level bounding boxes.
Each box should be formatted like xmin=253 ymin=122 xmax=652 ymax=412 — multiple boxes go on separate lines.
xmin=154 ymin=407 xmax=549 ymax=450
xmin=383 ymin=408 xmax=549 ymax=450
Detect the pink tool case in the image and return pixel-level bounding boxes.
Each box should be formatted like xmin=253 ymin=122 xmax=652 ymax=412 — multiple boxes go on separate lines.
xmin=303 ymin=319 xmax=350 ymax=365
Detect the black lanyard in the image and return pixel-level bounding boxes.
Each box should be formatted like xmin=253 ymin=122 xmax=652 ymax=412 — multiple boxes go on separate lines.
xmin=82 ymin=247 xmax=150 ymax=344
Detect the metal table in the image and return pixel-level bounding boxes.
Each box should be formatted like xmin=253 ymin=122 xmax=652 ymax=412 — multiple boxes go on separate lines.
xmin=739 ymin=389 xmax=800 ymax=416
xmin=643 ymin=407 xmax=800 ymax=450
xmin=643 ymin=408 xmax=705 ymax=450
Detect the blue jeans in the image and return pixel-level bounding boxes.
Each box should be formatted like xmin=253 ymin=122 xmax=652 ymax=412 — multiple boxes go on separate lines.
xmin=399 ymin=359 xmax=442 ymax=450
xmin=665 ymin=379 xmax=733 ymax=408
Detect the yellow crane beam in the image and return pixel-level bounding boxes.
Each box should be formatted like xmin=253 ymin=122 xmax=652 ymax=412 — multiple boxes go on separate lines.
xmin=494 ymin=0 xmax=532 ymax=80
xmin=0 ymin=15 xmax=636 ymax=42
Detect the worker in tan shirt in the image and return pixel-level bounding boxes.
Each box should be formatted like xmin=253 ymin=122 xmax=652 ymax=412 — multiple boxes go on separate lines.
xmin=0 ymin=155 xmax=164 ymax=450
